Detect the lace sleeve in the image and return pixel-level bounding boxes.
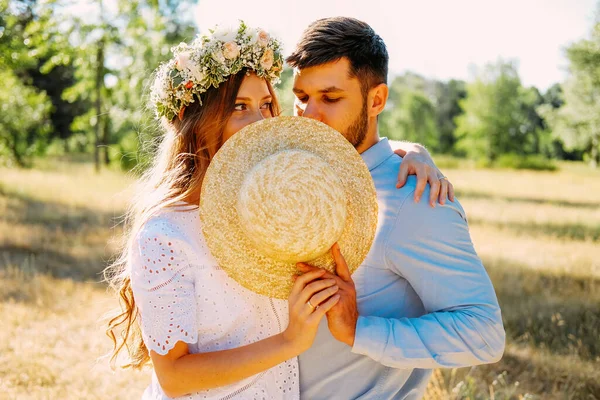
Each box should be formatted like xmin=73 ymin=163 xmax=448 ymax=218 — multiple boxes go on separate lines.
xmin=130 ymin=218 xmax=197 ymax=355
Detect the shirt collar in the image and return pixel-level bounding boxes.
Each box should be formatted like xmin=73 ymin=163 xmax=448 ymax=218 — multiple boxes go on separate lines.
xmin=360 ymin=138 xmax=394 ymax=171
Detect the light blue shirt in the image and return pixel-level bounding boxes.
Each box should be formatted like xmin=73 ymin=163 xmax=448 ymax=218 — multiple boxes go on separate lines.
xmin=298 ymin=138 xmax=505 ymax=400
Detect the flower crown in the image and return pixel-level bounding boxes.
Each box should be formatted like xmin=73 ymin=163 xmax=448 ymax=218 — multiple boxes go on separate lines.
xmin=150 ymin=21 xmax=284 ymax=120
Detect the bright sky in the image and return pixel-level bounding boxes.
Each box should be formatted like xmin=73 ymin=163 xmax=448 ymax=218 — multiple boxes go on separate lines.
xmin=195 ymin=0 xmax=598 ymax=91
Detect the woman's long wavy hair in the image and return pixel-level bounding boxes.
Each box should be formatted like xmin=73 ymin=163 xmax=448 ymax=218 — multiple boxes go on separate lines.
xmin=103 ymin=70 xmax=281 ymax=370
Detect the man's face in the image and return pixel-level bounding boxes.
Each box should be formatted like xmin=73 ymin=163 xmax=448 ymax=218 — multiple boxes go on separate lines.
xmin=292 ymin=57 xmax=368 ymax=148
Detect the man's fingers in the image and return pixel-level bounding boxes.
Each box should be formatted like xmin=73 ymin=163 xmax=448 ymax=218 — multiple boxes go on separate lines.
xmin=297 ymin=263 xmax=348 ymax=287
xmin=332 ymin=243 xmax=351 ymax=282
xmin=296 ymin=262 xmax=318 ymax=272
xmin=396 ymin=162 xmax=409 ymax=189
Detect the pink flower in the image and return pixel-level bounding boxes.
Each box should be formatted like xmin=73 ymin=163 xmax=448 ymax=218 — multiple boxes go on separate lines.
xmin=260 ymin=48 xmax=274 ymax=70
xmin=257 ymin=30 xmax=270 ymax=47
xmin=223 ymin=41 xmax=240 ymax=60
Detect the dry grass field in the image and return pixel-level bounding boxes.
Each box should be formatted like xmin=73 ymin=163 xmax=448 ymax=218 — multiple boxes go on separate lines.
xmin=0 ymin=159 xmax=598 ymax=399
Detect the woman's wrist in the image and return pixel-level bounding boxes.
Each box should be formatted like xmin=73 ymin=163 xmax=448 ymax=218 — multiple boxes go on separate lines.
xmin=278 ymin=330 xmax=308 ymax=357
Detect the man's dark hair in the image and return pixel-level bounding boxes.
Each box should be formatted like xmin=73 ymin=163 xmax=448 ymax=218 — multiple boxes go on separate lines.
xmin=286 ymin=17 xmax=389 ymax=95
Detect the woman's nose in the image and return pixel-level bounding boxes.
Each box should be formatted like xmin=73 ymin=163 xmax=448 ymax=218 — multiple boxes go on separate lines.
xmin=248 ymin=109 xmax=265 ymax=124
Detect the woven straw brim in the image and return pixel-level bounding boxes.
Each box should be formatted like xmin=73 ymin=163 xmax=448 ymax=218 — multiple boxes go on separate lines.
xmin=199 ymin=116 xmax=377 ymax=299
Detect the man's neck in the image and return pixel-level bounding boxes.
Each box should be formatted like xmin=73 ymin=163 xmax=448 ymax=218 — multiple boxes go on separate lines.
xmin=355 ymin=122 xmax=380 ymax=154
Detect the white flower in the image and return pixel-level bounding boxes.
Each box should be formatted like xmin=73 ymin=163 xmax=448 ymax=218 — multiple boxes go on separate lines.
xmin=187 ymin=64 xmax=205 ymax=82
xmin=223 ymin=41 xmax=240 ymax=60
xmin=152 ymin=77 xmax=168 ymax=101
xmin=212 ymin=49 xmax=226 ymax=64
xmin=212 ymin=26 xmax=237 ymax=43
xmin=175 ymin=51 xmax=192 ymax=71
xmin=260 ymin=48 xmax=274 ymax=70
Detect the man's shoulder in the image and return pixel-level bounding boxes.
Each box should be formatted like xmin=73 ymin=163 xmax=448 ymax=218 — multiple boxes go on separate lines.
xmin=371 ymin=157 xmax=467 ymax=223
xmin=371 ymin=156 xmax=419 ymax=203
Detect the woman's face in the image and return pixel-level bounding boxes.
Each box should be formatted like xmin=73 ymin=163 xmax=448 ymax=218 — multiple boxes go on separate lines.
xmin=222 ymin=73 xmax=274 ymax=143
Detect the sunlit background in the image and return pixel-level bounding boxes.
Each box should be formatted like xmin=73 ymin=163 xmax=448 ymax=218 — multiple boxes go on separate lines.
xmin=1 ymin=1 xmax=599 ymax=399
xmin=195 ymin=0 xmax=596 ymax=90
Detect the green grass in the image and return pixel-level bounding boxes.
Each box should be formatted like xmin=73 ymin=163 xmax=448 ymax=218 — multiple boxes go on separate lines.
xmin=1 ymin=160 xmax=599 ymax=399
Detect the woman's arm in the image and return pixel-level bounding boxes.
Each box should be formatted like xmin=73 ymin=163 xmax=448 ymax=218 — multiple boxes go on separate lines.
xmin=390 ymin=140 xmax=455 ymax=207
xmin=150 ymin=269 xmax=340 ymax=398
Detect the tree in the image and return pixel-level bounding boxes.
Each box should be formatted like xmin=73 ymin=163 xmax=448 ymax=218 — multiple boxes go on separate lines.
xmin=0 ymin=0 xmax=87 ymax=153
xmin=274 ymin=68 xmax=294 ymax=116
xmin=383 ymin=90 xmax=439 ymax=149
xmin=381 ymin=73 xmax=440 ymax=151
xmin=433 ymin=79 xmax=466 ymax=153
xmin=0 ymin=70 xmax=51 ymax=166
xmin=455 ymin=60 xmax=538 ymax=162
xmin=0 ymin=0 xmax=54 ymax=166
xmin=60 ymin=0 xmax=195 ymax=171
xmin=380 ymin=72 xmax=466 ymax=154
xmin=541 ymin=17 xmax=600 ymax=168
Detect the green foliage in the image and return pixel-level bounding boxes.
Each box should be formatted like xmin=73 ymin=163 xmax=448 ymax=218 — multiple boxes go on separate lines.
xmin=455 ymin=60 xmax=542 ymax=162
xmin=381 ymin=73 xmax=467 ymax=154
xmin=275 ymin=68 xmax=295 ymax=116
xmin=384 ymin=90 xmax=439 ymax=149
xmin=434 ymin=79 xmax=467 ymax=153
xmin=541 ymin=17 xmax=600 ymax=168
xmin=1 ymin=0 xmax=597 ymax=170
xmin=381 ymin=73 xmax=441 ymax=151
xmin=0 ymin=70 xmax=52 ymax=166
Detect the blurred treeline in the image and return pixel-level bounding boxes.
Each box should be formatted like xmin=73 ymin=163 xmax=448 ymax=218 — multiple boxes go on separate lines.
xmin=1 ymin=0 xmax=599 ymax=170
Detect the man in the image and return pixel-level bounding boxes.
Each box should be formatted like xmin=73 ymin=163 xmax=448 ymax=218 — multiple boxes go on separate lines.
xmin=289 ymin=17 xmax=505 ymax=399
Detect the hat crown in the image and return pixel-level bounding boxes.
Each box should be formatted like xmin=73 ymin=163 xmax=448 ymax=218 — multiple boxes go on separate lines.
xmin=237 ymin=149 xmax=347 ymax=263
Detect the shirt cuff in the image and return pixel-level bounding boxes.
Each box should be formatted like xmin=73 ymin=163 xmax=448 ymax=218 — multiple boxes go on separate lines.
xmin=351 ymin=315 xmax=389 ymax=362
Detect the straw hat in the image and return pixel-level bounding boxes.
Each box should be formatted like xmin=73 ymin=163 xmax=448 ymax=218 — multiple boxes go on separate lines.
xmin=199 ymin=116 xmax=377 ymax=299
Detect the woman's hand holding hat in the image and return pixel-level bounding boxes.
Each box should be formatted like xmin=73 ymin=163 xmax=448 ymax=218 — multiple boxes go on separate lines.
xmin=297 ymin=243 xmax=359 ymax=347
xmin=283 ymin=269 xmax=341 ymax=353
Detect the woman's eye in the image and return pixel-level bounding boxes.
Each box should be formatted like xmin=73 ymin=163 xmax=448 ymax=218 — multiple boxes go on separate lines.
xmin=234 ymin=104 xmax=247 ymax=111
xmin=324 ymin=97 xmax=341 ymax=104
xmin=260 ymin=102 xmax=272 ymax=110
xmin=296 ymin=97 xmax=308 ymax=104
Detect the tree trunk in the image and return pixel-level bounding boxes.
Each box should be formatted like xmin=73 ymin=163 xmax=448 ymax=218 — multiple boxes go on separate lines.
xmin=5 ymin=135 xmax=26 ymax=168
xmin=94 ymin=38 xmax=104 ymax=173
xmin=591 ymin=130 xmax=599 ymax=169
xmin=102 ymin=115 xmax=110 ymax=165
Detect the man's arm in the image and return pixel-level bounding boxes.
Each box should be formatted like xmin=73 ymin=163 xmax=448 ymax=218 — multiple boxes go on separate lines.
xmin=351 ymin=185 xmax=505 ymax=369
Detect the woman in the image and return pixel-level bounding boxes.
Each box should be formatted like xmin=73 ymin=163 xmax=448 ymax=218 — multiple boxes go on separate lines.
xmin=105 ymin=22 xmax=452 ymax=399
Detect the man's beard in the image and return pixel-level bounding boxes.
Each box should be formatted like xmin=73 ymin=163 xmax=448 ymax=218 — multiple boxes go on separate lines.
xmin=343 ymin=99 xmax=369 ymax=149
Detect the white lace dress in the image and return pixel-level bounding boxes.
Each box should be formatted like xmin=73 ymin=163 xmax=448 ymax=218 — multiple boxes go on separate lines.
xmin=130 ymin=204 xmax=299 ymax=400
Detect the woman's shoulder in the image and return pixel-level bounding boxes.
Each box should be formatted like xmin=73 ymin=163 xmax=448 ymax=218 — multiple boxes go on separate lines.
xmin=138 ymin=204 xmax=201 ymax=243
xmin=131 ymin=206 xmax=208 ymax=289
xmin=133 ymin=203 xmax=214 ymax=268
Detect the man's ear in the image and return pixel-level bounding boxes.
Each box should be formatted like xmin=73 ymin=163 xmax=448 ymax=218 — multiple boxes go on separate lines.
xmin=367 ymin=83 xmax=388 ymax=118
